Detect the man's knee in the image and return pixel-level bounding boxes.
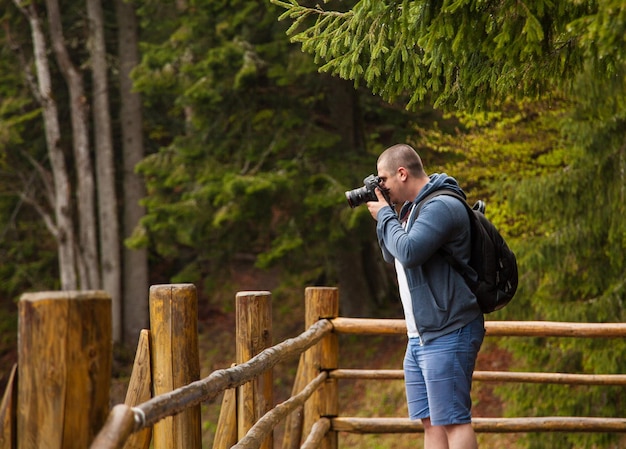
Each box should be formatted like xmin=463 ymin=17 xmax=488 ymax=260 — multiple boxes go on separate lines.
xmin=444 ymin=422 xmax=478 ymax=449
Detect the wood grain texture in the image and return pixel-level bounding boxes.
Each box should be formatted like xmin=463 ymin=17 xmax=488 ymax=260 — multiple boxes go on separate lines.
xmin=149 ymin=284 xmax=201 ymax=449
xmin=123 ymin=330 xmax=152 ymax=449
xmin=17 ymin=290 xmax=112 ymax=449
xmin=236 ymin=291 xmax=273 ymax=449
xmin=303 ymin=287 xmax=338 ymax=449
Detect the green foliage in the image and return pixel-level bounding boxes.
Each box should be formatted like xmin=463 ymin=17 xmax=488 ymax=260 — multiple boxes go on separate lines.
xmin=0 ymin=14 xmax=59 ymax=299
xmin=0 ymin=202 xmax=59 ymax=296
xmin=499 ymin=112 xmax=626 ymax=447
xmin=273 ymin=0 xmax=626 ymax=111
xmin=1 ymin=0 xmax=624 ymax=445
xmin=511 ymin=116 xmax=626 ymax=307
xmin=418 ymin=100 xmax=568 ymax=202
xmin=271 ymin=3 xmax=626 ymax=446
xmin=129 ymin=0 xmax=425 ymax=299
xmin=414 ymin=99 xmax=626 ymax=447
xmin=0 ymin=82 xmax=56 ymax=293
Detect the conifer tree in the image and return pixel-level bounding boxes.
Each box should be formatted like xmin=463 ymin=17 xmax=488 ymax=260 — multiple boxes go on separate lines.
xmin=273 ymin=2 xmax=626 ymax=447
xmin=128 ymin=0 xmax=422 ymax=316
xmin=272 ymin=0 xmax=625 ymax=111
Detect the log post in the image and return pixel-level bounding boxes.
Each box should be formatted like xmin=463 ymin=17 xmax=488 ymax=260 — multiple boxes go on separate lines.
xmin=213 ymin=364 xmax=238 ymax=449
xmin=303 ymin=287 xmax=339 ymax=449
xmin=123 ymin=329 xmax=153 ymax=449
xmin=235 ymin=291 xmax=273 ymax=449
xmin=281 ymin=355 xmax=305 ymax=449
xmin=17 ymin=290 xmax=112 ymax=449
xmin=149 ymin=284 xmax=201 ymax=449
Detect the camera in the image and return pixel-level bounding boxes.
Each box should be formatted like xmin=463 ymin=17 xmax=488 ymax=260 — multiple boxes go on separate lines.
xmin=345 ymin=174 xmax=391 ymax=208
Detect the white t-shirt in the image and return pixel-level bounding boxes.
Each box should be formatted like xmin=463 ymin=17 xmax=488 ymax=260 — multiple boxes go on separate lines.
xmin=395 ymin=204 xmax=420 ymax=338
xmin=395 ymin=257 xmax=419 ymax=338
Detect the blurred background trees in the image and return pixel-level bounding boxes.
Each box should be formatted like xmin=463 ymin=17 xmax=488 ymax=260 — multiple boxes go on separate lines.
xmin=1 ymin=1 xmax=625 ymax=447
xmin=2 ymin=0 xmax=147 ymax=344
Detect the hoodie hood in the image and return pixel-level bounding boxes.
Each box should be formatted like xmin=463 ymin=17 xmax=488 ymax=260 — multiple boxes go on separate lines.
xmin=399 ymin=173 xmax=465 ymax=219
xmin=417 ymin=173 xmax=465 ymax=202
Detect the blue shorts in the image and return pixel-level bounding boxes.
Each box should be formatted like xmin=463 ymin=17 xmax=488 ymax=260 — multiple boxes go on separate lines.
xmin=403 ymin=315 xmax=485 ymax=426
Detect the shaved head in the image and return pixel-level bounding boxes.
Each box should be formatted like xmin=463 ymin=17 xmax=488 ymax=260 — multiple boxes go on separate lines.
xmin=377 ymin=144 xmax=427 ymax=178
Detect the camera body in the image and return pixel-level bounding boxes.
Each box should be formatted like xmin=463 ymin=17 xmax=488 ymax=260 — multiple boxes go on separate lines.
xmin=345 ymin=174 xmax=390 ymax=208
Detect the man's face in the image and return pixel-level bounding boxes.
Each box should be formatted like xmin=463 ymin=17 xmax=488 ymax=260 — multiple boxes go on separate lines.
xmin=377 ymin=163 xmax=402 ymax=204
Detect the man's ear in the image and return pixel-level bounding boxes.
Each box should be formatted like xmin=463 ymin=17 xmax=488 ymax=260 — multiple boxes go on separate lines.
xmin=398 ymin=167 xmax=408 ymax=181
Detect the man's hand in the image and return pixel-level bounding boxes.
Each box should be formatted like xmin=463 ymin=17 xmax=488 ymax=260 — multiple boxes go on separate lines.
xmin=367 ymin=188 xmax=389 ymax=220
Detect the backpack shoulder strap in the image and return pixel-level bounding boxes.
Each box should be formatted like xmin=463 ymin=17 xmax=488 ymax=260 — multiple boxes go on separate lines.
xmin=415 ymin=189 xmax=471 ymax=215
xmin=414 ymin=189 xmax=475 ymax=279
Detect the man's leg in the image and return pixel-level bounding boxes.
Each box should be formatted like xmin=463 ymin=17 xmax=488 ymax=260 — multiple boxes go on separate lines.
xmin=422 ymin=418 xmax=448 ymax=449
xmin=419 ymin=317 xmax=484 ymax=449
xmin=444 ymin=423 xmax=478 ymax=449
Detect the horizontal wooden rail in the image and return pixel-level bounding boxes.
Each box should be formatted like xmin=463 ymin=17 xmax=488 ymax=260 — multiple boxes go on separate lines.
xmin=331 ymin=417 xmax=626 ymax=433
xmin=484 ymin=321 xmax=626 ymax=337
xmin=329 ymin=369 xmax=626 ymax=385
xmin=331 ymin=318 xmax=626 ymax=337
xmin=473 ymin=371 xmax=626 ymax=385
xmin=331 ymin=318 xmax=406 ymax=335
xmin=330 ymin=369 xmax=403 ymax=380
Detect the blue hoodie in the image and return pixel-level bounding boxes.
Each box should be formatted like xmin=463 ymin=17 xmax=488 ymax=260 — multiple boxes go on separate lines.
xmin=376 ymin=173 xmax=483 ymax=343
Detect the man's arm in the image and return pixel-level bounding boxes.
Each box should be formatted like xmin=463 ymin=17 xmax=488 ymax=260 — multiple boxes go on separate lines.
xmin=377 ymin=197 xmax=461 ymax=269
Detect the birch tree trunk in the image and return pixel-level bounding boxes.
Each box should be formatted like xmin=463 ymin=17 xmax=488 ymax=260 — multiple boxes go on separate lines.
xmin=13 ymin=0 xmax=78 ymax=290
xmin=45 ymin=0 xmax=100 ymax=290
xmin=116 ymin=0 xmax=150 ymax=345
xmin=87 ymin=0 xmax=122 ymax=342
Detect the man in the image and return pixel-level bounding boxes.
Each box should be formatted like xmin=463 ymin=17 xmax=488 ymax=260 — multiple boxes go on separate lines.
xmin=367 ymin=143 xmax=484 ymax=449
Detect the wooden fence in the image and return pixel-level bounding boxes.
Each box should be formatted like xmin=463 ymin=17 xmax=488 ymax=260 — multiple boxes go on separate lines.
xmin=1 ymin=284 xmax=626 ymax=449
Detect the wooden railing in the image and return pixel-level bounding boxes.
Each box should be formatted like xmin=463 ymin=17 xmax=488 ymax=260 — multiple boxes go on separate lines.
xmin=328 ymin=317 xmax=626 ymax=436
xmin=1 ymin=285 xmax=626 ymax=449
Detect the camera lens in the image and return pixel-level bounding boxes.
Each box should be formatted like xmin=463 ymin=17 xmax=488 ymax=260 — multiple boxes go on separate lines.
xmin=345 ymin=185 xmax=377 ymax=208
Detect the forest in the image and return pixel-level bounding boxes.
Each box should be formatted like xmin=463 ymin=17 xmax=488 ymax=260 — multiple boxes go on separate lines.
xmin=1 ymin=1 xmax=625 ymax=448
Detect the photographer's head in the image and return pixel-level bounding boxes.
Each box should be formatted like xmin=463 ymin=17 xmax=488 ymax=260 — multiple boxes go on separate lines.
xmin=376 ymin=144 xmax=429 ymax=205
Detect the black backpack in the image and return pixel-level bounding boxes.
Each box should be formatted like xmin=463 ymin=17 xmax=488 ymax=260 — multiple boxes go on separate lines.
xmin=416 ymin=190 xmax=518 ymax=313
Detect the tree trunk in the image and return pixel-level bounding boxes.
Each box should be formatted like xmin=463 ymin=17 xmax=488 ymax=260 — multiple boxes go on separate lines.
xmin=14 ymin=0 xmax=78 ymax=290
xmin=87 ymin=0 xmax=122 ymax=342
xmin=45 ymin=0 xmax=100 ymax=290
xmin=116 ymin=0 xmax=150 ymax=346
xmin=326 ymin=77 xmax=377 ymax=317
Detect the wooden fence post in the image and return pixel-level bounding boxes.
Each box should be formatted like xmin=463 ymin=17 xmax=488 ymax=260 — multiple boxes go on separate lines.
xmin=303 ymin=287 xmax=339 ymax=449
xmin=122 ymin=329 xmax=153 ymax=449
xmin=213 ymin=380 xmax=237 ymax=449
xmin=281 ymin=354 xmax=306 ymax=449
xmin=236 ymin=291 xmax=273 ymax=449
xmin=149 ymin=284 xmax=201 ymax=449
xmin=17 ymin=290 xmax=112 ymax=449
